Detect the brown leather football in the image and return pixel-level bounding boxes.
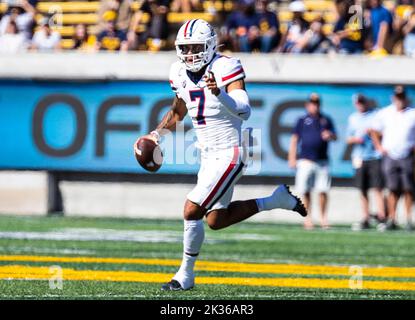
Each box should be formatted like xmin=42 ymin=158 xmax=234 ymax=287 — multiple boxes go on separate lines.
xmin=134 ymin=138 xmax=163 ymax=172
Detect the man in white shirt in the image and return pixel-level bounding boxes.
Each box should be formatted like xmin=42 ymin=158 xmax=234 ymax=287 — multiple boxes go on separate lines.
xmin=30 ymin=17 xmax=61 ymax=51
xmin=0 ymin=1 xmax=36 ymax=40
xmin=371 ymin=86 xmax=415 ymax=231
xmin=0 ymin=20 xmax=28 ymax=53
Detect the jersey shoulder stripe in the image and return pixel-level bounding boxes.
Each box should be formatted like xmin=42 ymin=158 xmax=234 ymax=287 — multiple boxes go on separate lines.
xmin=222 ymin=67 xmax=244 ymax=82
xmin=211 ymin=55 xmax=246 ymax=87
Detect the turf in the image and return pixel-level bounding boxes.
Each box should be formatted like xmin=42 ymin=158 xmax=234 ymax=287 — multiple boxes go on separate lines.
xmin=0 ymin=215 xmax=414 ymax=300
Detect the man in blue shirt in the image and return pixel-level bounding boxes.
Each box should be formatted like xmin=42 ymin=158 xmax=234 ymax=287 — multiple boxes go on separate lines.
xmin=346 ymin=94 xmax=386 ymax=230
xmin=332 ymin=0 xmax=365 ymax=54
xmin=288 ymin=93 xmax=337 ymax=230
xmin=225 ymin=0 xmax=261 ymax=52
xmin=368 ymin=0 xmax=393 ymax=52
xmin=256 ymin=0 xmax=281 ymax=52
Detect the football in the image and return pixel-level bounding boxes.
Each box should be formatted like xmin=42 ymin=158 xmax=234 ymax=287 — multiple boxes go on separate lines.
xmin=134 ymin=138 xmax=163 ymax=172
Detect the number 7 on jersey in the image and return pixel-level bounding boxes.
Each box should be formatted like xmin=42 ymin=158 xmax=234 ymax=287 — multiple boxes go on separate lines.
xmin=190 ymin=89 xmax=206 ymax=126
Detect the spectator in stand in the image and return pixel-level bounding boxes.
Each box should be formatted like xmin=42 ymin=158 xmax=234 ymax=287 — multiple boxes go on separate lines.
xmin=277 ymin=0 xmax=309 ymax=53
xmin=255 ymin=0 xmax=281 ymax=52
xmin=128 ymin=0 xmax=170 ymax=51
xmin=96 ymin=11 xmax=128 ymax=51
xmin=30 ymin=17 xmax=61 ymax=51
xmin=332 ymin=0 xmax=365 ymax=54
xmin=0 ymin=19 xmax=28 ymax=53
xmin=224 ymin=0 xmax=261 ymax=52
xmin=402 ymin=9 xmax=415 ymax=56
xmin=346 ymin=94 xmax=386 ymax=230
xmin=288 ymin=93 xmax=337 ymax=230
xmin=370 ymin=86 xmax=415 ymax=231
xmin=0 ymin=0 xmax=36 ymax=40
xmin=71 ymin=24 xmax=96 ymax=51
xmin=367 ymin=0 xmax=394 ymax=54
xmin=171 ymin=0 xmax=202 ymax=13
xmin=295 ymin=16 xmax=333 ymax=53
xmin=97 ymin=0 xmax=133 ymax=34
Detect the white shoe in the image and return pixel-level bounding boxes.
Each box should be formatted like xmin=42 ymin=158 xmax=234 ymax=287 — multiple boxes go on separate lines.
xmin=172 ymin=272 xmax=195 ymax=290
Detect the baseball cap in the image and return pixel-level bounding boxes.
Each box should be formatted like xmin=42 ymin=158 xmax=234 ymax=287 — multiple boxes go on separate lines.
xmin=353 ymin=93 xmax=367 ymax=104
xmin=289 ymin=1 xmax=306 ymax=13
xmin=308 ymin=93 xmax=321 ymax=105
xmin=393 ymin=85 xmax=407 ymax=100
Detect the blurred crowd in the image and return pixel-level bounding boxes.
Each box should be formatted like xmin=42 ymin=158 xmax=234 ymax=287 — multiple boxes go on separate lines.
xmin=0 ymin=0 xmax=415 ymax=55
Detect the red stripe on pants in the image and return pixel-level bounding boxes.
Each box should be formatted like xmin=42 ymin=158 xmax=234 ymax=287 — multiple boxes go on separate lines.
xmin=201 ymin=146 xmax=239 ymax=208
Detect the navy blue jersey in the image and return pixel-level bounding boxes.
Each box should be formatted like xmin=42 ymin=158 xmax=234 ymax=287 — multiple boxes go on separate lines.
xmin=226 ymin=11 xmax=260 ymax=32
xmin=97 ymin=30 xmax=126 ymax=51
xmin=334 ymin=17 xmax=364 ymax=53
xmin=293 ymin=113 xmax=336 ymax=161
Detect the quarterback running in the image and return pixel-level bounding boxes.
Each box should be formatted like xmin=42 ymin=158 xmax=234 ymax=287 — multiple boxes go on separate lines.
xmin=136 ymin=19 xmax=307 ymax=291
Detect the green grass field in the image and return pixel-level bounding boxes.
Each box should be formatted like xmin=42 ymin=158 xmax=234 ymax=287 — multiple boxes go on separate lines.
xmin=0 ymin=215 xmax=414 ymax=300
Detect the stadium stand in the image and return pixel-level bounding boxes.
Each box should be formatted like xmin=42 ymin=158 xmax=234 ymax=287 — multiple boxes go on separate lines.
xmin=0 ymin=0 xmax=412 ymax=52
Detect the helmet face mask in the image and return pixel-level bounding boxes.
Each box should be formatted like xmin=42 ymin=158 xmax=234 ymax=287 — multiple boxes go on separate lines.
xmin=175 ymin=20 xmax=217 ymax=73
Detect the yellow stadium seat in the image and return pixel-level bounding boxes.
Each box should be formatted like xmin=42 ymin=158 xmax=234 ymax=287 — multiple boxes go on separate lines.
xmin=35 ymin=13 xmax=98 ymax=25
xmin=61 ymin=13 xmax=98 ymax=25
xmin=223 ymin=1 xmax=233 ymax=11
xmin=304 ymin=0 xmax=335 ymax=12
xmin=278 ymin=11 xmax=293 ymax=23
xmin=60 ymin=39 xmax=75 ymax=49
xmin=167 ymin=12 xmax=215 ymax=23
xmin=396 ymin=5 xmax=413 ymax=19
xmin=202 ymin=0 xmax=233 ymax=12
xmin=37 ymin=2 xmax=100 ymax=14
xmin=0 ymin=2 xmax=7 ymax=13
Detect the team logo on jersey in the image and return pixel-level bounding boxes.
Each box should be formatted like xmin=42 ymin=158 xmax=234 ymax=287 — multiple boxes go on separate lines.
xmin=305 ymin=117 xmax=313 ymax=126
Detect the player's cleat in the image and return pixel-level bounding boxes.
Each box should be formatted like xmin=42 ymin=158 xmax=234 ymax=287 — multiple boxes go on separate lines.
xmin=283 ymin=185 xmax=308 ymax=217
xmin=161 ymin=279 xmax=192 ymax=291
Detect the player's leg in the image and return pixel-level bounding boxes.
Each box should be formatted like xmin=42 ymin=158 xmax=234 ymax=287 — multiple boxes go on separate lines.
xmin=161 ymin=200 xmax=206 ymax=291
xmin=205 ymin=173 xmax=306 ymax=230
xmin=162 ymin=147 xmax=240 ymax=291
xmin=206 ymin=184 xmax=306 ymax=230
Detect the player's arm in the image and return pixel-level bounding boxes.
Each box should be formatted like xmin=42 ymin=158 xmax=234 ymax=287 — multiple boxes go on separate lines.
xmin=205 ymin=72 xmax=251 ymax=121
xmin=141 ymin=95 xmax=187 ymax=143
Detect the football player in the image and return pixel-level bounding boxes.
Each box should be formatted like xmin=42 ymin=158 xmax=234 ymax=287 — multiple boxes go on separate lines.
xmin=136 ymin=19 xmax=307 ymax=291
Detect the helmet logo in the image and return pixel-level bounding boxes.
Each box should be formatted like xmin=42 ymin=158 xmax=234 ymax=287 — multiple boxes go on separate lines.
xmin=184 ymin=19 xmax=198 ymax=38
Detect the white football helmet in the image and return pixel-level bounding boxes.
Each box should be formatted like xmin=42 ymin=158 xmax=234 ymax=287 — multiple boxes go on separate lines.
xmin=175 ymin=19 xmax=218 ymax=72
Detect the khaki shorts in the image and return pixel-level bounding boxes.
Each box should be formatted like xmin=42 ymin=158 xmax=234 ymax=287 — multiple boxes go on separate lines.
xmin=295 ymin=159 xmax=331 ymax=195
